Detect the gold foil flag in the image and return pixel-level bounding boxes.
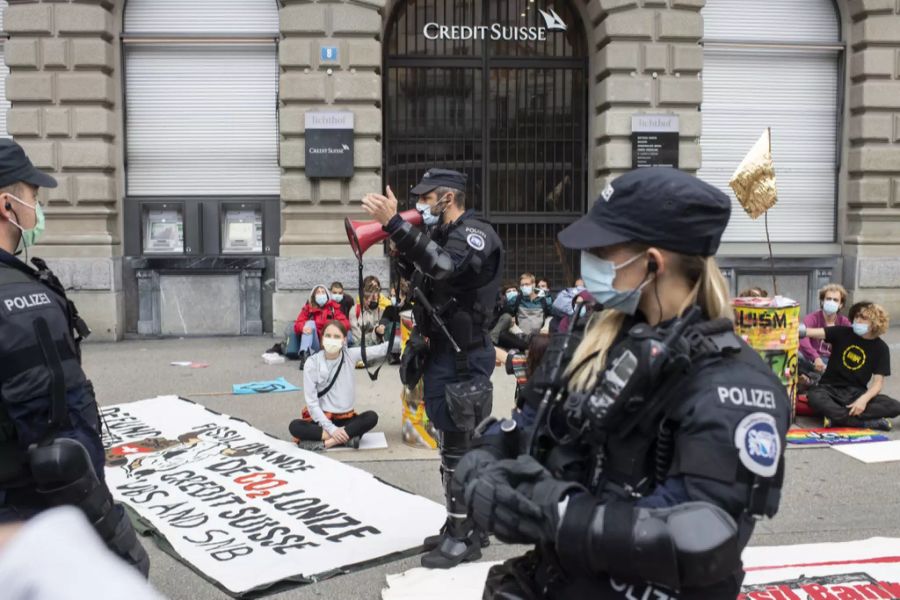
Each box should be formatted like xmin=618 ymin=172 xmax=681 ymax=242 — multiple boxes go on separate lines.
xmin=729 ymin=128 xmax=777 ymax=220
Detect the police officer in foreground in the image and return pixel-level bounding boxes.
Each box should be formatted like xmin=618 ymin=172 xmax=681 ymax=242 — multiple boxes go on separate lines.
xmin=362 ymin=169 xmax=503 ymax=569
xmin=455 ymin=168 xmax=790 ymax=598
xmin=0 ymin=139 xmax=149 ymax=575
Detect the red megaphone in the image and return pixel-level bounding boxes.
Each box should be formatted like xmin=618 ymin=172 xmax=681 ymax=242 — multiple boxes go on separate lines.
xmin=345 ymin=209 xmax=423 ymax=260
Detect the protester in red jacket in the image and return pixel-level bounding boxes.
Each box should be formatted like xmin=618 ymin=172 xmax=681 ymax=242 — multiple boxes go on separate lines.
xmin=293 ymin=285 xmax=350 ymax=365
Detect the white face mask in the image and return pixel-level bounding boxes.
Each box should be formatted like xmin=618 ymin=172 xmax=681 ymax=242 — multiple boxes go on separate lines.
xmin=322 ymin=338 xmax=343 ymax=354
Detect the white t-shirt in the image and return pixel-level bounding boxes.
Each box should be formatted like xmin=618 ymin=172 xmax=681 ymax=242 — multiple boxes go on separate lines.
xmin=302 ymin=342 xmax=388 ymax=434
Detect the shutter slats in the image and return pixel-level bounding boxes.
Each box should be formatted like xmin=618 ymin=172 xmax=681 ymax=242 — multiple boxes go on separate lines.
xmin=703 ymin=0 xmax=839 ymax=44
xmin=125 ymin=0 xmax=279 ymax=34
xmin=125 ymin=44 xmax=280 ymax=195
xmin=1 ymin=0 xmax=8 ymax=137
xmin=700 ymin=3 xmax=840 ymax=243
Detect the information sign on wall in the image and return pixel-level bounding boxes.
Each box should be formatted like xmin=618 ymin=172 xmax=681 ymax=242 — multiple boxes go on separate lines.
xmin=631 ymin=115 xmax=679 ymax=169
xmin=305 ymin=112 xmax=354 ymax=179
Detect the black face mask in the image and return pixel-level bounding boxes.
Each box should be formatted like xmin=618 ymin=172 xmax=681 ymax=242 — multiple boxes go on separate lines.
xmin=368 ymin=301 xmax=378 ymax=310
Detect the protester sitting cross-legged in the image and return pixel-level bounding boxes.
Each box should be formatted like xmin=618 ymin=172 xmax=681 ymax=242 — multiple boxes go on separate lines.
xmin=289 ymin=321 xmax=387 ymax=451
xmin=803 ymin=302 xmax=900 ymax=431
xmin=291 ymin=285 xmax=350 ymax=368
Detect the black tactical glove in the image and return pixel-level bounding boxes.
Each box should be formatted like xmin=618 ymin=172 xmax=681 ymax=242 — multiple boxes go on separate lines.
xmin=465 ymin=455 xmax=585 ymax=545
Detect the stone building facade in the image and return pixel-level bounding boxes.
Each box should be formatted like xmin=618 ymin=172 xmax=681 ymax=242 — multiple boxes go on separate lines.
xmin=2 ymin=0 xmax=898 ymax=340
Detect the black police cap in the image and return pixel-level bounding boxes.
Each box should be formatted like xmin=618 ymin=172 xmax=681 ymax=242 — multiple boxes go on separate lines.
xmin=0 ymin=139 xmax=57 ymax=190
xmin=410 ymin=168 xmax=467 ymax=196
xmin=559 ymin=167 xmax=731 ymax=257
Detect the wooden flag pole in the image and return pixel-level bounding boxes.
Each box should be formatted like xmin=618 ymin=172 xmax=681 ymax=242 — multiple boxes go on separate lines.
xmin=765 ymin=127 xmax=778 ymax=296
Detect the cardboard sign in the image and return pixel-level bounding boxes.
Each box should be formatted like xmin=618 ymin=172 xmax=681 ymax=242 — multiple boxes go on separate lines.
xmin=102 ymin=397 xmax=444 ymax=596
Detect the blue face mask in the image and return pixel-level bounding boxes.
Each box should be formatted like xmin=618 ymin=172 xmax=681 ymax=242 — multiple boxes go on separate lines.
xmin=852 ymin=322 xmax=869 ymax=337
xmin=521 ymin=285 xmax=534 ymax=297
xmin=580 ymin=251 xmax=652 ymax=316
xmin=506 ymin=291 xmax=518 ymax=303
xmin=332 ymin=293 xmax=344 ymax=303
xmin=314 ymin=293 xmax=328 ymax=307
xmin=415 ymin=195 xmax=448 ymax=228
xmin=822 ymin=299 xmax=839 ymax=315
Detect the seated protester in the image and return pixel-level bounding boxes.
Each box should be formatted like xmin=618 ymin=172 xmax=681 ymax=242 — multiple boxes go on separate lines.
xmin=396 ymin=278 xmax=412 ymax=311
xmin=292 ymin=285 xmax=350 ymax=367
xmin=489 ymin=281 xmax=518 ymax=332
xmin=804 ymin=303 xmax=900 ymax=431
xmin=849 ymin=300 xmax=873 ymax=322
xmin=549 ymin=279 xmax=589 ymax=332
xmin=330 ymin=281 xmax=355 ymax=324
xmin=738 ymin=286 xmax=768 ymax=298
xmin=490 ymin=272 xmax=551 ymax=351
xmin=289 ymin=321 xmax=387 ymax=451
xmin=536 ymin=278 xmax=553 ymax=303
xmin=350 ymin=276 xmax=399 ymax=366
xmin=494 ymin=333 xmax=551 ymax=422
xmin=800 ymin=283 xmax=851 ymax=374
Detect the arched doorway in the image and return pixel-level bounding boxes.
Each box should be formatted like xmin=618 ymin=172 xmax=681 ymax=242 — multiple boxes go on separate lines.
xmin=384 ymin=0 xmax=588 ymax=285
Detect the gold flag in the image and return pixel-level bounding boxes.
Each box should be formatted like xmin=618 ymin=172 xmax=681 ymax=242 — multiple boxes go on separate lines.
xmin=729 ymin=128 xmax=777 ymax=220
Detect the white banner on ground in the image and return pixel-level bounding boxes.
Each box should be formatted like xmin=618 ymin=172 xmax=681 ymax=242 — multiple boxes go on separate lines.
xmin=383 ymin=538 xmax=900 ymax=599
xmin=101 ymin=396 xmax=444 ymax=597
xmin=742 ymin=537 xmax=900 ymax=599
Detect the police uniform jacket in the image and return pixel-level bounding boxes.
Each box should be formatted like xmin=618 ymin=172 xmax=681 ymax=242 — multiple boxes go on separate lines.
xmin=0 ymin=250 xmax=103 ymax=491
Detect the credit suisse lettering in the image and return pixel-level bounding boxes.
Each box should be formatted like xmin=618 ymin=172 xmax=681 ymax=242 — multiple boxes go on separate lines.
xmin=423 ymin=23 xmax=547 ymax=41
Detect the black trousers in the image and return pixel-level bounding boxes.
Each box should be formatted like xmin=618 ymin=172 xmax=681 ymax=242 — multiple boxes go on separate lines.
xmin=288 ymin=411 xmax=378 ymax=441
xmin=807 ymin=384 xmax=900 ymax=424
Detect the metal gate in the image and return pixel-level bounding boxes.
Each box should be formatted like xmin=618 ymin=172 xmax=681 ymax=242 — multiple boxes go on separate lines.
xmin=384 ymin=0 xmax=587 ymax=287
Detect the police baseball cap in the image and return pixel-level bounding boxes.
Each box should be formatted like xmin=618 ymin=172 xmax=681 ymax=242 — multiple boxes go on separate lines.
xmin=558 ymin=167 xmax=731 ymax=256
xmin=410 ymin=168 xmax=467 ymax=196
xmin=0 ymin=139 xmax=58 ymax=189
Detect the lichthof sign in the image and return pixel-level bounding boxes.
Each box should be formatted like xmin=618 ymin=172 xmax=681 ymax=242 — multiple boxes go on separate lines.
xmin=305 ymin=112 xmax=354 ymax=179
xmin=631 ymin=114 xmax=680 ymax=169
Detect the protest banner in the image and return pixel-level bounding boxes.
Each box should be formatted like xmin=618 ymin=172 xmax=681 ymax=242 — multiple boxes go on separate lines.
xmin=787 ymin=427 xmax=889 ymax=447
xmin=102 ymin=396 xmax=444 ymax=597
xmin=742 ymin=537 xmax=900 ymax=600
xmin=383 ymin=538 xmax=900 ymax=599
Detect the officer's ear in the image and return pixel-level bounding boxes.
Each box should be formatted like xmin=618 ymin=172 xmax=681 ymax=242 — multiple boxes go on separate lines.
xmin=646 ymin=248 xmax=665 ymax=275
xmin=0 ymin=194 xmax=15 ymax=223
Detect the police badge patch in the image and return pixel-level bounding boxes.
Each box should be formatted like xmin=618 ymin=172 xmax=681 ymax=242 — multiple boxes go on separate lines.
xmin=466 ymin=233 xmax=485 ymax=251
xmin=734 ymin=412 xmax=780 ymax=478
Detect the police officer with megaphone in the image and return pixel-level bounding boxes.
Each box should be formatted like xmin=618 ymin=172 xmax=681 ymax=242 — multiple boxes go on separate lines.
xmin=362 ymin=168 xmax=503 ymax=568
xmin=0 ymin=139 xmax=149 ymax=575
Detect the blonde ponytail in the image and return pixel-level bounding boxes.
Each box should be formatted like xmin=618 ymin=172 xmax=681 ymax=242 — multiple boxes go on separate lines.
xmin=566 ymin=254 xmax=733 ymax=393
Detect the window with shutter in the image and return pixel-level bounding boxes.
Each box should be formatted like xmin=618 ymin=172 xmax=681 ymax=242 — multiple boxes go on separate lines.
xmin=700 ymin=0 xmax=842 ymax=243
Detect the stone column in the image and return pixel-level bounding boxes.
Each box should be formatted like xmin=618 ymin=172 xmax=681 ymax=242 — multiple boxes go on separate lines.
xmin=273 ymin=0 xmax=388 ymax=334
xmin=591 ymin=0 xmax=704 ymax=190
xmin=4 ymin=0 xmax=122 ymax=340
xmin=845 ymin=0 xmax=900 ymax=315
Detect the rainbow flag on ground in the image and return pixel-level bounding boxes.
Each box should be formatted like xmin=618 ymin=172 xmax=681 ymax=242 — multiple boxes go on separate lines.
xmin=787 ymin=428 xmax=889 ymax=447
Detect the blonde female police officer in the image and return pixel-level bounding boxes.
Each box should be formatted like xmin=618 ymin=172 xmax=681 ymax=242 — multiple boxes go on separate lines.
xmin=455 ymin=168 xmax=791 ymax=599
xmin=0 ymin=140 xmax=149 ymax=575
